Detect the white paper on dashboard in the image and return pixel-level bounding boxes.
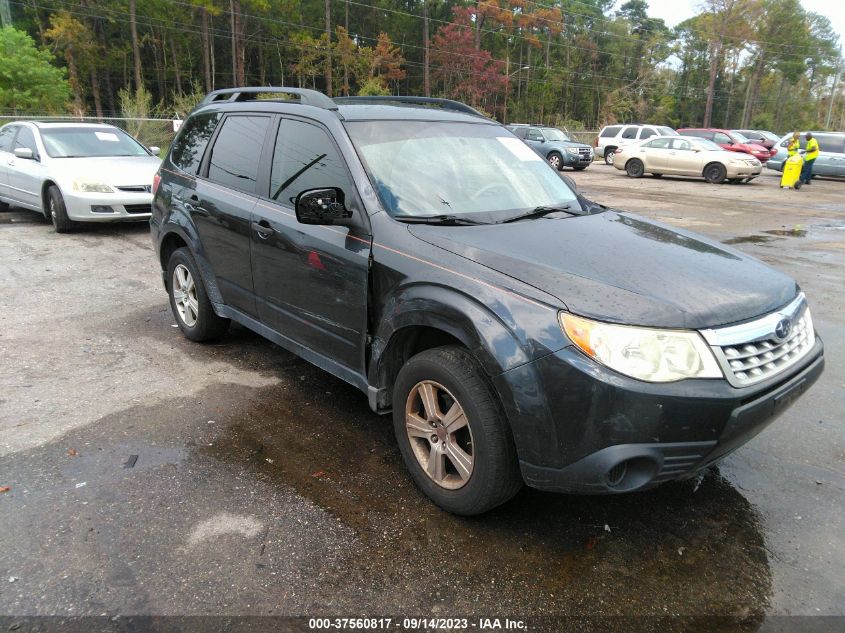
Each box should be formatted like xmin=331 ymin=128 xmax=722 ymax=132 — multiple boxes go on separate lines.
xmin=95 ymin=132 xmax=120 ymax=142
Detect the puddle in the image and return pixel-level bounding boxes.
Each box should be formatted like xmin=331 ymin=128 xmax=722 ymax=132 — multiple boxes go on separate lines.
xmin=722 ymin=235 xmax=778 ymax=245
xmin=763 ymin=228 xmax=807 ymax=237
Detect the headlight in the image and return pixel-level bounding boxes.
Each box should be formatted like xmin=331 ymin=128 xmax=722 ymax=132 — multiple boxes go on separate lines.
xmin=72 ymin=180 xmax=114 ymax=193
xmin=560 ymin=313 xmax=723 ymax=382
xmin=566 ymin=147 xmax=579 ymax=155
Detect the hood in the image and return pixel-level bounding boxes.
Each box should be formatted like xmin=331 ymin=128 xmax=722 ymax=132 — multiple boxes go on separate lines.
xmin=741 ymin=143 xmax=769 ymax=154
xmin=407 ymin=211 xmax=797 ymax=329
xmin=546 ymin=140 xmax=591 ymax=149
xmin=56 ymin=155 xmax=161 ymax=187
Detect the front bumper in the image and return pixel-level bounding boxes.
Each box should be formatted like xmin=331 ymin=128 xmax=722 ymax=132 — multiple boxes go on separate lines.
xmin=64 ymin=190 xmax=153 ymax=222
xmin=495 ymin=338 xmax=824 ymax=494
xmin=562 ymin=151 xmax=593 ymax=167
xmin=726 ymin=164 xmax=762 ymax=178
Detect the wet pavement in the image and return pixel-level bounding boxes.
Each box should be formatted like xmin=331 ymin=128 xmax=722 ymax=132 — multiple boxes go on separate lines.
xmin=1 ymin=168 xmax=843 ymax=629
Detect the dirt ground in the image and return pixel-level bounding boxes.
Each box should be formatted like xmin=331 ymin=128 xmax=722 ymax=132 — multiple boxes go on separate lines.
xmin=1 ymin=166 xmax=843 ymax=630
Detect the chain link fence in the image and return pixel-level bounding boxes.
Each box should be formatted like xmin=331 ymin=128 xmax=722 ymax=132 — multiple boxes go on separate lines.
xmin=0 ymin=116 xmax=179 ymax=155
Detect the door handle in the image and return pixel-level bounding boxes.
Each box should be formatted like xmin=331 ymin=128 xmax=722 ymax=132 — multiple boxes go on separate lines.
xmin=254 ymin=219 xmax=274 ymax=239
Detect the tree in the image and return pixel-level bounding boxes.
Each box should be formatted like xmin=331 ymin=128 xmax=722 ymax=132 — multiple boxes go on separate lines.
xmin=45 ymin=11 xmax=92 ymax=116
xmin=0 ymin=26 xmax=69 ymax=113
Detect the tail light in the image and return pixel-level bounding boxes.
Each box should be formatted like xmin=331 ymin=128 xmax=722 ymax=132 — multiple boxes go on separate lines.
xmin=152 ymin=173 xmax=161 ymax=195
xmin=593 ymin=137 xmax=598 ymax=147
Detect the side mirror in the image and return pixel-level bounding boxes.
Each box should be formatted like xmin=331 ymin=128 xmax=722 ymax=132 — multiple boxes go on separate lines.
xmin=295 ymin=188 xmax=352 ymax=226
xmin=149 ymin=146 xmax=161 ymax=156
xmin=14 ymin=147 xmax=34 ymax=160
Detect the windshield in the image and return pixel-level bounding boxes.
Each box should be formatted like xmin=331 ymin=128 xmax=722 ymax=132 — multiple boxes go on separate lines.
xmin=541 ymin=128 xmax=570 ymax=141
xmin=731 ymin=131 xmax=750 ymax=143
xmin=694 ymin=139 xmax=724 ymax=151
xmin=40 ymin=127 xmax=149 ymax=158
xmin=658 ymin=127 xmax=677 ymax=136
xmin=345 ymin=121 xmax=579 ymax=221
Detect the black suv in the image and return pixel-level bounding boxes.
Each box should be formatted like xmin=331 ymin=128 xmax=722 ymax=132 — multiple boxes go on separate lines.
xmin=151 ymin=88 xmax=824 ymax=515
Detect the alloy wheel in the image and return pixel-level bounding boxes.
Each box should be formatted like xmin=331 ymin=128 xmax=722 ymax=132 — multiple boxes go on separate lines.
xmin=405 ymin=380 xmax=474 ymax=490
xmin=172 ymin=264 xmax=199 ymax=327
xmin=548 ymin=154 xmax=561 ymax=169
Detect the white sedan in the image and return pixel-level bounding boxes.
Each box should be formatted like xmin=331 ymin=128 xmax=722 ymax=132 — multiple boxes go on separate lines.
xmin=0 ymin=122 xmax=161 ymax=232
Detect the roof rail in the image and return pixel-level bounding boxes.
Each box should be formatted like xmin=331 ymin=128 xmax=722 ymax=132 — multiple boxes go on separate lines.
xmin=333 ymin=96 xmax=487 ymax=118
xmin=198 ymin=87 xmax=338 ymax=111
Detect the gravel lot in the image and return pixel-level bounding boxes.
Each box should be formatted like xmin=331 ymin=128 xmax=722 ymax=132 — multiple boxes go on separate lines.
xmin=1 ymin=167 xmax=843 ymax=627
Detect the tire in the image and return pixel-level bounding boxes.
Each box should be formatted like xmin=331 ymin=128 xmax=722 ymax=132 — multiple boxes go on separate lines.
xmin=625 ymin=158 xmax=645 ymax=178
xmin=47 ymin=185 xmax=75 ymax=233
xmin=703 ymin=163 xmax=727 ymax=184
xmin=547 ymin=152 xmax=563 ymax=171
xmin=392 ymin=346 xmax=522 ymax=516
xmin=652 ymin=173 xmax=663 ymax=178
xmin=604 ymin=147 xmax=617 ymax=165
xmin=166 ymin=247 xmax=230 ymax=342
xmin=573 ymin=165 xmax=588 ymax=171
xmin=0 ymin=200 xmax=8 ymax=211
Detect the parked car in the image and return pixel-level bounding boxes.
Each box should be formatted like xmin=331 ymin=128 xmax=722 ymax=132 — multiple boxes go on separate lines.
xmin=766 ymin=131 xmax=845 ymax=177
xmin=732 ymin=129 xmax=781 ymax=150
xmin=0 ymin=121 xmax=161 ymax=232
xmin=594 ymin=124 xmax=677 ymax=165
xmin=677 ymin=128 xmax=774 ymax=163
xmin=506 ymin=124 xmax=593 ymax=170
xmin=613 ymin=135 xmax=762 ymax=183
xmin=151 ymin=88 xmax=824 ymax=515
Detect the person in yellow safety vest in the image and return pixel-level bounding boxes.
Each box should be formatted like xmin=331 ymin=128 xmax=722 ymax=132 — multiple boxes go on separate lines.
xmin=787 ymin=132 xmax=800 ymax=156
xmin=800 ymin=132 xmax=820 ymax=185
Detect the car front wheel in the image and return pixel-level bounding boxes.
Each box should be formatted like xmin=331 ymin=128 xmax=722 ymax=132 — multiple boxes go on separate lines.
xmin=547 ymin=152 xmax=563 ymax=170
xmin=392 ymin=346 xmax=522 ymax=515
xmin=704 ymin=163 xmax=727 ymax=184
xmin=167 ymin=247 xmax=230 ymax=342
xmin=47 ymin=185 xmax=74 ymax=233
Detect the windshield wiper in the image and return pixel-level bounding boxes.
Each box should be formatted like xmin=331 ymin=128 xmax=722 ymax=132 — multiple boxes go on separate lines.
xmin=392 ymin=214 xmax=487 ymax=226
xmin=499 ymin=204 xmax=574 ymax=223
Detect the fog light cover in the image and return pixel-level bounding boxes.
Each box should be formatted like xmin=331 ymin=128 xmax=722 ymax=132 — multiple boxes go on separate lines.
xmin=90 ymin=205 xmax=115 ymax=214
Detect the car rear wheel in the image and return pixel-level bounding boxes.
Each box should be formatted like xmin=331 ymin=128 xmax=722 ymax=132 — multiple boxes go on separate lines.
xmin=547 ymin=152 xmax=563 ymax=170
xmin=625 ymin=158 xmax=645 ymax=178
xmin=47 ymin=186 xmax=75 ymax=233
xmin=392 ymin=346 xmax=522 ymax=515
xmin=167 ymin=247 xmax=230 ymax=342
xmin=604 ymin=147 xmax=617 ymax=165
xmin=703 ymin=163 xmax=727 ymax=184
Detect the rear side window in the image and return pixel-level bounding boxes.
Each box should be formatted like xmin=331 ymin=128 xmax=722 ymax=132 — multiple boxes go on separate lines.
xmin=207 ymin=115 xmax=270 ymax=194
xmin=510 ymin=127 xmax=528 ymax=139
xmin=526 ymin=128 xmax=543 ymax=141
xmin=815 ymin=134 xmax=844 ymax=153
xmin=14 ymin=126 xmax=38 ymax=154
xmin=170 ymin=112 xmax=221 ymax=174
xmin=0 ymin=125 xmax=16 ymax=151
xmin=621 ymin=126 xmax=638 ymax=139
xmin=600 ymin=126 xmax=621 ymax=138
xmin=639 ymin=128 xmax=656 ymax=139
xmin=268 ymin=119 xmax=354 ymax=205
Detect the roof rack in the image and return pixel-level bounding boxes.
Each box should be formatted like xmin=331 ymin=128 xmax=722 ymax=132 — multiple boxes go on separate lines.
xmin=333 ymin=96 xmax=487 ymax=118
xmin=198 ymin=87 xmax=338 ymax=111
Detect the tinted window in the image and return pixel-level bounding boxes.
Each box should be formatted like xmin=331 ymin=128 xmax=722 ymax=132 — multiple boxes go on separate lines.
xmin=170 ymin=112 xmax=221 ymax=174
xmin=621 ymin=126 xmax=638 ymax=139
xmin=815 ymin=134 xmax=844 ymax=153
xmin=600 ymin=126 xmax=621 ymax=138
xmin=713 ymin=132 xmax=732 ymax=144
xmin=0 ymin=125 xmax=17 ymax=152
xmin=525 ymin=128 xmax=544 ymax=141
xmin=269 ymin=119 xmax=353 ymax=205
xmin=639 ymin=128 xmax=656 ymax=139
xmin=207 ymin=115 xmax=270 ymax=193
xmin=14 ymin=126 xmax=38 ymax=154
xmin=510 ymin=127 xmax=528 ymax=139
xmin=645 ymin=138 xmax=671 ymax=149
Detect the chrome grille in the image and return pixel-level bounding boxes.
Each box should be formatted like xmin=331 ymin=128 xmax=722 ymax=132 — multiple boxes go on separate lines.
xmin=701 ymin=294 xmax=815 ymax=387
xmin=577 ymin=148 xmax=592 ymax=162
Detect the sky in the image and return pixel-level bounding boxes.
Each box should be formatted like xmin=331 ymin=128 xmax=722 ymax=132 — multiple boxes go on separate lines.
xmin=638 ymin=0 xmax=845 ymax=49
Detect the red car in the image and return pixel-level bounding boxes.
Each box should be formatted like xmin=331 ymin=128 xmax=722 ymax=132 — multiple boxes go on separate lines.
xmin=676 ymin=128 xmax=776 ymax=163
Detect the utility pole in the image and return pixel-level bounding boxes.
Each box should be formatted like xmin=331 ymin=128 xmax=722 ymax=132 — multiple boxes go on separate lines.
xmin=423 ymin=0 xmax=430 ymax=97
xmin=0 ymin=0 xmax=11 ymax=28
xmin=325 ymin=0 xmax=333 ymax=97
xmin=825 ymin=46 xmax=842 ymax=130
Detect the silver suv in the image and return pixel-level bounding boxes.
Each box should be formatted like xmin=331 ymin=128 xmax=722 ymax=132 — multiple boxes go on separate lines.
xmin=595 ymin=124 xmax=677 ymax=165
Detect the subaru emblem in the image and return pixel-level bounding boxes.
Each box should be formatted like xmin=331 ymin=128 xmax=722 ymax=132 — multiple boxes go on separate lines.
xmin=775 ymin=318 xmax=792 ymax=340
